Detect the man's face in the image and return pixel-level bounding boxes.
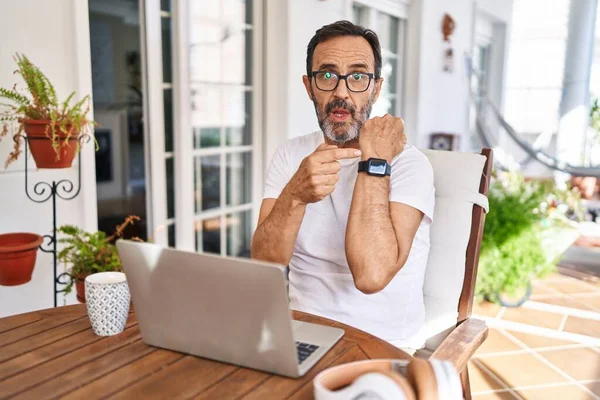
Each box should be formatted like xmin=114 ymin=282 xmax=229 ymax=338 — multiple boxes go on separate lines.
xmin=303 ymin=36 xmax=382 ymax=145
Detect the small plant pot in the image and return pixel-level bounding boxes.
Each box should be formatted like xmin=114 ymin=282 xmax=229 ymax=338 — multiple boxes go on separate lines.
xmin=570 ymin=176 xmax=598 ymax=200
xmin=74 ymin=274 xmax=90 ymax=303
xmin=0 ymin=233 xmax=43 ymax=286
xmin=493 ymin=281 xmax=532 ymax=307
xmin=22 ymin=119 xmax=79 ymax=169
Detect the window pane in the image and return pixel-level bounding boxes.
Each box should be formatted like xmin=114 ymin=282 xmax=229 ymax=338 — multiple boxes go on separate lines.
xmin=161 ymin=0 xmax=170 ymax=12
xmin=353 ymin=4 xmax=369 ymax=27
xmin=196 ymin=217 xmax=221 ymax=254
xmin=168 ymin=223 xmax=175 ymax=248
xmin=222 ymin=0 xmax=252 ymax=25
xmin=194 ymin=127 xmax=220 ymax=148
xmin=224 ymin=90 xmax=252 ymax=145
xmin=378 ymin=13 xmax=399 ymax=53
xmin=194 ymin=155 xmax=221 ymax=212
xmin=226 ymin=152 xmax=252 ymax=206
xmin=161 ymin=16 xmax=172 ymax=83
xmin=192 ymin=87 xmax=222 ymax=148
xmin=166 ymin=157 xmax=175 ymax=219
xmin=222 ymin=28 xmax=252 ymax=85
xmin=190 ymin=24 xmax=221 ymax=84
xmin=190 ymin=26 xmax=251 ymax=85
xmin=227 ymin=210 xmax=252 ymax=258
xmin=164 ymin=88 xmax=173 ymax=152
xmin=383 ymin=56 xmax=398 ymax=95
xmin=190 ymin=0 xmax=219 ymax=21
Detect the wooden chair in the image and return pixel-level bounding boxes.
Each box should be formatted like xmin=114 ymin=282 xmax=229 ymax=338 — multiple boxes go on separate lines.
xmin=414 ymin=148 xmax=493 ymax=400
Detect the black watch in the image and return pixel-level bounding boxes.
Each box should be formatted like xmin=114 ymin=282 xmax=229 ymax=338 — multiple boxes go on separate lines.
xmin=357 ymin=158 xmax=391 ymax=177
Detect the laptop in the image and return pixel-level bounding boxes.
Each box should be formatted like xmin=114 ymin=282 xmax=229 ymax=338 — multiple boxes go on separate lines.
xmin=116 ymin=239 xmax=344 ymax=378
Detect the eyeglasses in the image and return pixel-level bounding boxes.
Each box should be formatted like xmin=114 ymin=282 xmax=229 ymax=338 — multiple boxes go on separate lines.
xmin=311 ymin=71 xmax=375 ymax=93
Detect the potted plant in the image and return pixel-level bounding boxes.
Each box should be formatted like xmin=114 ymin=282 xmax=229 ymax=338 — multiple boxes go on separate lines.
xmin=57 ymin=215 xmax=141 ymax=303
xmin=568 ymin=96 xmax=600 ymax=199
xmin=0 ymin=53 xmax=96 ymax=169
xmin=475 ymin=171 xmax=584 ymax=306
xmin=0 ymin=232 xmax=43 ymax=286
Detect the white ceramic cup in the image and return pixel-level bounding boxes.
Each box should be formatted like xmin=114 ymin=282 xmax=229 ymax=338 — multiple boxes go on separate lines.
xmin=85 ymin=272 xmax=131 ymax=336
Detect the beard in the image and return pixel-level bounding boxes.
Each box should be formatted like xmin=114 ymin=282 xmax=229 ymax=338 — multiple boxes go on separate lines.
xmin=311 ymin=91 xmax=375 ymax=145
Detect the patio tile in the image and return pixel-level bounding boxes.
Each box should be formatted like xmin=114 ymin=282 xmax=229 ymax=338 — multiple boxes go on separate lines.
xmin=469 ymin=360 xmax=506 ymax=393
xmin=515 ymin=385 xmax=597 ymax=400
xmin=476 ymin=353 xmax=568 ymax=387
xmin=570 ymin=294 xmax=600 ymax=311
xmin=504 ymin=330 xmax=574 ymax=349
xmin=563 ymin=316 xmax=600 ymax=337
xmin=532 ymin=296 xmax=596 ymax=311
xmin=583 ymin=381 xmax=600 ymax=396
xmin=530 ymin=281 xmax=561 ymax=296
xmin=475 ymin=329 xmax=522 ymax=355
xmin=500 ymin=307 xmax=563 ymax=330
xmin=537 ymin=347 xmax=600 ymax=381
xmin=473 ymin=300 xmax=504 ymax=318
xmin=542 ymin=279 xmax=599 ymax=294
xmin=472 ymin=392 xmax=518 ymax=399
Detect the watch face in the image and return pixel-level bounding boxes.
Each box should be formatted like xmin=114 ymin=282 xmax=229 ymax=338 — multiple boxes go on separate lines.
xmin=368 ymin=159 xmax=387 ymax=175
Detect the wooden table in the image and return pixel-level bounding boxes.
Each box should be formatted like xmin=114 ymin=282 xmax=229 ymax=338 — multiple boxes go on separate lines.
xmin=0 ymin=304 xmax=411 ymax=399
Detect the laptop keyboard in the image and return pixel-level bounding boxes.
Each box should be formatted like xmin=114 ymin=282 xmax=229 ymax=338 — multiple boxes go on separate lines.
xmin=296 ymin=341 xmax=319 ymax=364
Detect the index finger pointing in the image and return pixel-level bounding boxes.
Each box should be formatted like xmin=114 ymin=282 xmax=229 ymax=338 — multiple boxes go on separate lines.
xmin=314 ymin=148 xmax=362 ymax=162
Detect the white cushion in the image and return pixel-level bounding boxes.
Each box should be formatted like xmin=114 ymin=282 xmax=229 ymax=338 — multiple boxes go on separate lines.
xmin=418 ymin=149 xmax=488 ymax=349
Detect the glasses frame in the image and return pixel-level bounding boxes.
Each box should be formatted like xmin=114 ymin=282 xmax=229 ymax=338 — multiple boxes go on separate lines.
xmin=310 ymin=71 xmax=375 ymax=93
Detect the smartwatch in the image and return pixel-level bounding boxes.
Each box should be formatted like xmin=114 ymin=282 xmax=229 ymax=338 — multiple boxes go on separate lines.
xmin=357 ymin=158 xmax=391 ymax=177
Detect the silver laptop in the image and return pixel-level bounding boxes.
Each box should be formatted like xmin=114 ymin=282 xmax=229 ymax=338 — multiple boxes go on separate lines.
xmin=116 ymin=239 xmax=344 ymax=378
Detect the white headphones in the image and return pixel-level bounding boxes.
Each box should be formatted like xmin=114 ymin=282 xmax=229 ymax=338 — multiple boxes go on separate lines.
xmin=313 ymin=358 xmax=463 ymax=400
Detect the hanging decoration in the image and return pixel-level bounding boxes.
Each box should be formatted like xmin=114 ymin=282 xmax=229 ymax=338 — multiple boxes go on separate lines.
xmin=442 ymin=13 xmax=456 ymax=73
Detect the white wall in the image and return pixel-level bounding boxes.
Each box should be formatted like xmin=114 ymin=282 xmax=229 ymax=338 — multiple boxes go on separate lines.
xmin=0 ymin=0 xmax=97 ymax=317
xmin=412 ymin=0 xmax=476 ymax=150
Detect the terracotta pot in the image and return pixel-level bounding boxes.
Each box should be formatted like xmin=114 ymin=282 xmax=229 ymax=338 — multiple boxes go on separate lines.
xmin=570 ymin=176 xmax=598 ymax=200
xmin=0 ymin=233 xmax=43 ymax=286
xmin=22 ymin=119 xmax=79 ymax=169
xmin=74 ymin=274 xmax=89 ymax=303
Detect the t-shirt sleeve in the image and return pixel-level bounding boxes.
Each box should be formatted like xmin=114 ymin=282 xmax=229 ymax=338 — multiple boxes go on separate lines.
xmin=263 ymin=144 xmax=290 ymax=199
xmin=389 ymin=149 xmax=435 ymax=224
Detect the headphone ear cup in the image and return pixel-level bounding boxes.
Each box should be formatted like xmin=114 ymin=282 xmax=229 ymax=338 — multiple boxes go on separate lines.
xmin=347 ymin=372 xmax=412 ymax=400
xmin=378 ymin=370 xmax=417 ymax=400
xmin=428 ymin=359 xmax=464 ymax=400
xmin=406 ymin=358 xmax=439 ymax=400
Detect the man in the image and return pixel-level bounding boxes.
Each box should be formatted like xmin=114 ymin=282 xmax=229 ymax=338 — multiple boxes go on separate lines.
xmin=251 ymin=20 xmax=434 ymax=353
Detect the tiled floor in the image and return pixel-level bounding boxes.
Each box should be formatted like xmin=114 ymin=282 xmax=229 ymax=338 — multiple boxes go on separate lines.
xmin=470 ymin=271 xmax=600 ymax=399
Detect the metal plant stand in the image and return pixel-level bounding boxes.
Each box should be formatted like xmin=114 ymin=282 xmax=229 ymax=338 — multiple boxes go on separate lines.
xmin=17 ymin=134 xmax=84 ymax=307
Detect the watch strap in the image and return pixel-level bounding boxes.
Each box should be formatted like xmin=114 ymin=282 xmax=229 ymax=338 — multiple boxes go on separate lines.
xmin=357 ymin=161 xmax=369 ymax=173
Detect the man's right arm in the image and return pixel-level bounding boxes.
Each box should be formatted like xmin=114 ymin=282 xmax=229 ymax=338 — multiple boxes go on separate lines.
xmin=250 ymin=190 xmax=306 ymax=265
xmin=251 ymin=143 xmax=362 ymax=265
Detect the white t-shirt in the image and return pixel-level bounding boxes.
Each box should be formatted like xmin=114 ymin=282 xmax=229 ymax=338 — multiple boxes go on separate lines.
xmin=263 ymin=131 xmax=435 ymax=349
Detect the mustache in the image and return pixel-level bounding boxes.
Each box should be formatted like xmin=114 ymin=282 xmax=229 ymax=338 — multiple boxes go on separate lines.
xmin=325 ymin=99 xmax=356 ymax=116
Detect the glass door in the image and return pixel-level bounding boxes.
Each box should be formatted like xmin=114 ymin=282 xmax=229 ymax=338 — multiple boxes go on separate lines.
xmin=140 ymin=0 xmax=262 ymax=254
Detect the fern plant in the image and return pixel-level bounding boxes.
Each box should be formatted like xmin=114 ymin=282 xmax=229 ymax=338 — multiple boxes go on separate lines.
xmin=0 ymin=53 xmax=96 ymax=168
xmin=57 ymin=215 xmax=141 ymax=295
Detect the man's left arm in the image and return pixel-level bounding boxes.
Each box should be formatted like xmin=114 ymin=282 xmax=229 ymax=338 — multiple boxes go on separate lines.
xmin=345 ymin=115 xmax=432 ymax=294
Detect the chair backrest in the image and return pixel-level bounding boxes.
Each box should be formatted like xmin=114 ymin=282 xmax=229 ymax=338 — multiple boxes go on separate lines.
xmin=418 ymin=148 xmax=493 ymax=350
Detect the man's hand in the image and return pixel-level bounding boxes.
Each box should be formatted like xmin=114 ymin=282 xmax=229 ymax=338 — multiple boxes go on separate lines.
xmin=359 ymin=114 xmax=407 ymax=163
xmin=285 ymin=143 xmax=361 ymax=205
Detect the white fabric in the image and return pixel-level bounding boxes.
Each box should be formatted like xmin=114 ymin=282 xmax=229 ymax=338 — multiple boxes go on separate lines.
xmin=416 ymin=149 xmax=488 ymax=350
xmin=263 ymin=131 xmax=435 ymax=348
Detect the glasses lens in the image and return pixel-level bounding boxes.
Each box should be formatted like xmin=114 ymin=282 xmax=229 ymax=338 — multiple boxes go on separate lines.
xmin=315 ymin=72 xmax=338 ymax=91
xmin=347 ymin=73 xmax=370 ymax=92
